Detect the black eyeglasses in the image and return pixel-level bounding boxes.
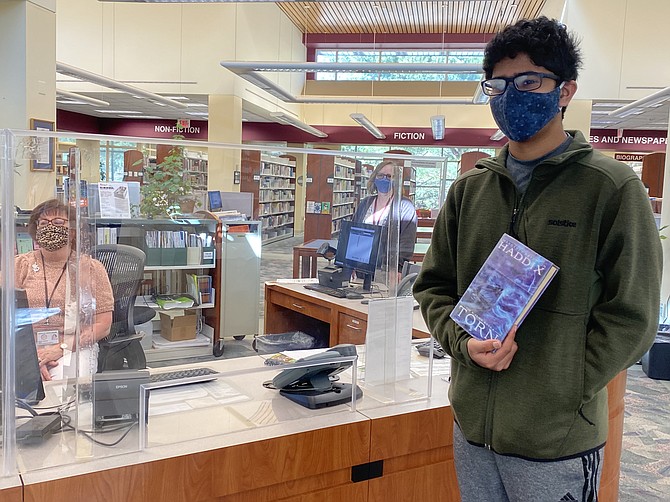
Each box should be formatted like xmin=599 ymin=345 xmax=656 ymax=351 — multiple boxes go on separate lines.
xmin=481 ymin=71 xmax=562 ymax=97
xmin=37 ymin=217 xmax=68 ymax=227
xmin=376 ymin=174 xmax=393 ymax=181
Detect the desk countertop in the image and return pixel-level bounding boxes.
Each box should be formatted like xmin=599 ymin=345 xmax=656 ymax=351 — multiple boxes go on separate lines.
xmin=19 ymin=349 xmax=449 ymax=486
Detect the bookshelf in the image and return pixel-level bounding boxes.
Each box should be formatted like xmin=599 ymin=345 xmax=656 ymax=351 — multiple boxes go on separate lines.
xmin=240 ymin=150 xmax=296 ymax=244
xmin=92 ymin=216 xmax=221 ymax=362
xmin=355 ymin=162 xmax=373 ymax=207
xmin=304 ymin=154 xmax=356 ymax=241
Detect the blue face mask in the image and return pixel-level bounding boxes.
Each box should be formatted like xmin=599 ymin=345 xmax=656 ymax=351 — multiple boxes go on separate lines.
xmin=490 ymin=85 xmax=562 ymax=142
xmin=374 ymin=178 xmax=392 ymax=194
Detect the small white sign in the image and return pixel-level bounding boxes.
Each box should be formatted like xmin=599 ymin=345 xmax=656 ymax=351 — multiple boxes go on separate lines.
xmin=98 ymin=182 xmax=131 ymax=218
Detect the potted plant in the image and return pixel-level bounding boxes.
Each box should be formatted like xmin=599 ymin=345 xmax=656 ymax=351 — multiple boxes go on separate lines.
xmin=139 ymin=128 xmax=198 ymax=218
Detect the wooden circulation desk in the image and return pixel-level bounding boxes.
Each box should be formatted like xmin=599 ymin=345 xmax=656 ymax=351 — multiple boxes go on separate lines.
xmin=15 ymin=355 xmax=458 ymax=502
xmin=264 ymin=281 xmax=627 ymax=502
xmin=264 ymin=282 xmax=430 ymax=346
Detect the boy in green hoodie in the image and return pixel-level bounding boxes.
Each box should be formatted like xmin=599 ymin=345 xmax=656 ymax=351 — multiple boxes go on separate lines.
xmin=413 ymin=16 xmax=662 ymax=502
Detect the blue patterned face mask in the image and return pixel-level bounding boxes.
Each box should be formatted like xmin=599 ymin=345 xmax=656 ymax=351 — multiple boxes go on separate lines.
xmin=374 ymin=178 xmax=392 ymax=193
xmin=490 ymin=85 xmax=562 ymax=142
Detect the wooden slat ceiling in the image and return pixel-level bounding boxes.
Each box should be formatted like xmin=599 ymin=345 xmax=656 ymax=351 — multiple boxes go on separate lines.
xmin=278 ymin=0 xmax=547 ymax=34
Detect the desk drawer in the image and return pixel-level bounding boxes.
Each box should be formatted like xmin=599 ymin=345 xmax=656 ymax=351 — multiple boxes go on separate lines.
xmin=269 ymin=290 xmax=331 ymax=322
xmin=338 ymin=313 xmax=367 ymax=345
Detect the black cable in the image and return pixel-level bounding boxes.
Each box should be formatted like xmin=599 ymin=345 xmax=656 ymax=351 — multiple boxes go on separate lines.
xmin=77 ymin=421 xmax=137 ymax=447
xmin=15 ymin=399 xmax=38 ymax=416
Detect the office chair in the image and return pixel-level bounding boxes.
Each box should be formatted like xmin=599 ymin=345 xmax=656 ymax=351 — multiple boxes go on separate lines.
xmin=94 ymin=244 xmax=150 ymax=371
xmin=396 ymin=261 xmax=422 ymax=296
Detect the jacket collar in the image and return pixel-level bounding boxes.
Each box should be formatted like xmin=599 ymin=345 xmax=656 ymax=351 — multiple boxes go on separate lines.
xmin=477 ymin=130 xmax=593 ymax=175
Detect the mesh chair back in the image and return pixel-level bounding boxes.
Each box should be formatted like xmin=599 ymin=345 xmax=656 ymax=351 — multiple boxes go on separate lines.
xmin=94 ymin=244 xmax=146 ymax=344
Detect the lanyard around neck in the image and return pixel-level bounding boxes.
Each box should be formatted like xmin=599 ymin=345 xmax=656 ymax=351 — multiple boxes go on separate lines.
xmin=372 ymin=196 xmax=392 ymax=225
xmin=40 ymin=251 xmax=69 ymax=310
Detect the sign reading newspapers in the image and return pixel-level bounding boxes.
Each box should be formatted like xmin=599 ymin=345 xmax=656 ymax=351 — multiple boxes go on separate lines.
xmin=98 ymin=182 xmax=131 ymax=219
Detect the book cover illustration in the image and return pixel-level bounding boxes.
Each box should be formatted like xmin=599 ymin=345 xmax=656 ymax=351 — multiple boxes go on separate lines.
xmin=450 ymin=233 xmax=559 ymax=342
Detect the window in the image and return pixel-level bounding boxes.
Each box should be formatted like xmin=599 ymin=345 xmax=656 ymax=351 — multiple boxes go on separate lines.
xmin=100 ymin=141 xmax=137 ymax=182
xmin=314 ymin=49 xmax=484 ymax=82
xmin=340 ymin=145 xmax=494 ymax=210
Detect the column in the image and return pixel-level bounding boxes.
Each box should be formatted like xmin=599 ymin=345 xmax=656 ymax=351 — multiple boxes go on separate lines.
xmin=207 ymin=95 xmax=243 ymax=192
xmin=0 ymin=1 xmax=57 ymax=209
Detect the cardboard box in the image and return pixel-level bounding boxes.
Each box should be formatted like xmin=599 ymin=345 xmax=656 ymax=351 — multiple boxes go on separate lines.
xmin=159 ymin=310 xmax=197 ymax=341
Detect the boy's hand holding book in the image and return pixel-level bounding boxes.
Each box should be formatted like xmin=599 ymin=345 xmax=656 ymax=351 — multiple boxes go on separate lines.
xmin=467 ymin=325 xmax=518 ymax=371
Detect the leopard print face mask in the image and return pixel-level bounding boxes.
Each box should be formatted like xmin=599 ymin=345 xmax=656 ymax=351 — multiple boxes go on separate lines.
xmin=35 ymin=223 xmax=69 ymax=252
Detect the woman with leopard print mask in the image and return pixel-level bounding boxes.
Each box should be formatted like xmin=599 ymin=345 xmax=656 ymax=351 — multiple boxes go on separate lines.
xmin=15 ymin=199 xmax=114 ymax=381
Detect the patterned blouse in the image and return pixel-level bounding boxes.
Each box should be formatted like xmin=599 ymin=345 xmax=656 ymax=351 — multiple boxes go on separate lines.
xmin=15 ymin=250 xmax=114 ymax=335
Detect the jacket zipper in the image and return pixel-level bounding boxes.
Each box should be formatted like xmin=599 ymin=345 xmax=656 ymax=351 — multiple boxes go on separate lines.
xmin=484 ymin=373 xmax=498 ymax=448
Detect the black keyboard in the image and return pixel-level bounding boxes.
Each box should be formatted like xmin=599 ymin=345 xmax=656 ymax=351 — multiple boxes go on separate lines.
xmin=304 ymin=283 xmax=347 ymax=298
xmin=149 ymin=367 xmax=218 ymax=384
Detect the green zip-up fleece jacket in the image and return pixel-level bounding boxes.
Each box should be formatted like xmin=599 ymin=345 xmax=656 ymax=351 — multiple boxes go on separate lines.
xmin=413 ymin=130 xmax=662 ymax=460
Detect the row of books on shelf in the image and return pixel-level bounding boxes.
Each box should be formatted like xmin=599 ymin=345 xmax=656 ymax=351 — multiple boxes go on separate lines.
xmin=260 ymin=178 xmax=295 ymax=189
xmin=97 ymin=227 xmax=118 ymax=245
xmin=260 ymin=201 xmax=294 ymax=215
xmin=332 ymin=180 xmax=354 ymax=191
xmin=260 ymin=162 xmax=295 ymax=177
xmin=332 ymin=193 xmax=355 ymax=205
xmin=259 ymin=190 xmax=294 ymax=202
xmin=260 ymin=214 xmax=294 ymax=229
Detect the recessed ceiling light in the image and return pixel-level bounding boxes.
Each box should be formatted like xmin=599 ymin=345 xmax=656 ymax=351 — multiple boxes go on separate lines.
xmin=593 ymin=102 xmax=628 ymax=108
xmin=95 ymin=110 xmax=143 ymax=114
xmin=187 ymin=103 xmax=208 ymax=108
xmin=185 ymin=111 xmax=209 ymax=117
xmin=163 ymin=96 xmax=190 ymax=101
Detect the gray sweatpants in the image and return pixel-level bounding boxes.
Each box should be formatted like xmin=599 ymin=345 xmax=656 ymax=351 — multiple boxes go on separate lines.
xmin=453 ymin=423 xmax=603 ymax=502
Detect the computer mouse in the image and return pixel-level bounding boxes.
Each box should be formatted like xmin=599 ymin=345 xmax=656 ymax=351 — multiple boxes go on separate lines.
xmin=346 ymin=291 xmax=364 ymax=300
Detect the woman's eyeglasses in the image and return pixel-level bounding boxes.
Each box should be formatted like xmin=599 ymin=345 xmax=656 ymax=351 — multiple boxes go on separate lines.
xmin=376 ymin=174 xmax=393 ymax=181
xmin=37 ymin=217 xmax=68 ymax=227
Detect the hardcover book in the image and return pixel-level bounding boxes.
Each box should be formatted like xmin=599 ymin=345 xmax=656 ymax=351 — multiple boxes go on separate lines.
xmin=450 ymin=233 xmax=559 ymax=342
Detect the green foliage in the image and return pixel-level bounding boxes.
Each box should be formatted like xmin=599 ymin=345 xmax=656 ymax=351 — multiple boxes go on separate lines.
xmin=660 ymin=225 xmax=668 ymax=240
xmin=140 ymin=130 xmax=195 ymax=218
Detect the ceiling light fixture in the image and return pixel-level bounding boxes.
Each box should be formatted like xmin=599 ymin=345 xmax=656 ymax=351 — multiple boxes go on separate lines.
xmin=608 ymin=86 xmax=670 ymax=117
xmin=350 ymin=113 xmax=385 ymax=140
xmin=270 ymin=112 xmax=328 ymax=138
xmin=56 ymin=61 xmax=188 ymax=110
xmin=490 ymin=129 xmax=506 ymax=141
xmin=430 ymin=115 xmax=445 ymax=141
xmin=56 ymin=90 xmax=110 ymax=107
xmin=222 ymin=60 xmax=483 ymax=74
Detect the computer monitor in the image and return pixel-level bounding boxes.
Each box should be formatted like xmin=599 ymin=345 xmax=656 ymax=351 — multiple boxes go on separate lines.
xmin=207 ymin=190 xmax=223 ymax=212
xmin=334 ymin=220 xmax=382 ymax=292
xmin=0 ymin=289 xmax=46 ymax=405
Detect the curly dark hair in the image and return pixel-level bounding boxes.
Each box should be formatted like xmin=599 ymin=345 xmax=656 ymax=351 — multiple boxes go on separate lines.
xmin=483 ymin=16 xmax=583 ymax=82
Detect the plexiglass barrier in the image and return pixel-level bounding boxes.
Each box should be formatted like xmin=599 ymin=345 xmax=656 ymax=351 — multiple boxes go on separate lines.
xmin=1 ymin=128 xmax=445 ymax=475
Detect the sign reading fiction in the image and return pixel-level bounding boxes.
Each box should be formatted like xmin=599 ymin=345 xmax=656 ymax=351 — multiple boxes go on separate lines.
xmin=393 ymin=132 xmax=426 ymax=141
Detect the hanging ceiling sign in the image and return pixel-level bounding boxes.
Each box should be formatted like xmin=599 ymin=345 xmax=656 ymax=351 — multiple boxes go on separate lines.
xmin=589 ymin=129 xmax=667 ymax=152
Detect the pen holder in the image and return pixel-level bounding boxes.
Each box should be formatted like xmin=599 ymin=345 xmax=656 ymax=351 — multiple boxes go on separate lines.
xmin=201 ymin=246 xmax=215 ymax=265
xmin=187 ymin=247 xmax=202 ymax=266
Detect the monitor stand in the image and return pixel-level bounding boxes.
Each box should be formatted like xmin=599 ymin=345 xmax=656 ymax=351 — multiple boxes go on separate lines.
xmin=279 ymin=383 xmax=363 ymax=409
